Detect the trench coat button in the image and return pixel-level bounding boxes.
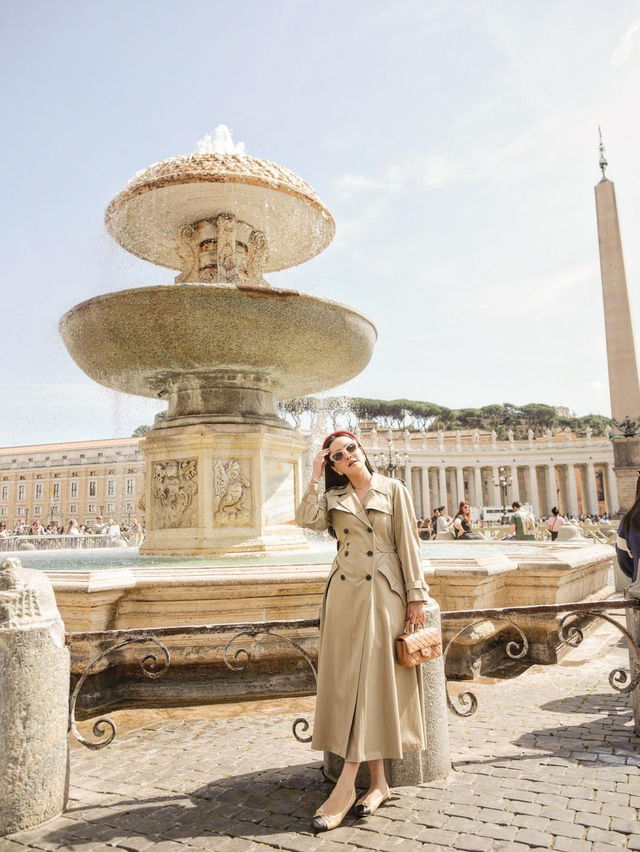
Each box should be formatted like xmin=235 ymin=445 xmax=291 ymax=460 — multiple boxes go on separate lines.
xmin=344 ymin=551 xmax=349 ymax=557
xmin=367 ymin=526 xmax=373 ymax=533
xmin=365 ymin=574 xmax=372 ymax=581
xmin=367 ymin=550 xmax=373 ymax=557
xmin=344 ymin=528 xmax=349 ymax=534
xmin=340 ymin=574 xmax=346 ymax=580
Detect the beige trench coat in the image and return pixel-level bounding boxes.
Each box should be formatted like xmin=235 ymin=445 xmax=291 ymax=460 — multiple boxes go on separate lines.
xmin=295 ymin=472 xmax=430 ymax=762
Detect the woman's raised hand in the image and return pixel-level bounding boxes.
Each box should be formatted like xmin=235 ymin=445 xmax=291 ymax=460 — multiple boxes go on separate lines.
xmin=311 ymin=447 xmax=330 ymax=482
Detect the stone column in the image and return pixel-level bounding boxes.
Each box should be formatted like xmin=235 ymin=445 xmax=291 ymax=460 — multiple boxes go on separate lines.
xmin=546 ymin=463 xmax=557 ymax=514
xmin=474 ymin=467 xmax=484 ymax=508
xmin=625 ymin=580 xmax=640 ymax=734
xmin=606 ymin=462 xmax=620 ymax=515
xmin=429 ymin=469 xmax=439 ymax=512
xmin=585 ymin=461 xmax=599 ymax=515
xmin=420 ymin=467 xmax=430 ymax=519
xmin=491 ymin=466 xmax=500 ymax=505
xmin=324 ymin=597 xmax=451 ymax=785
xmin=438 ymin=466 xmax=447 ymax=509
xmin=527 ymin=465 xmax=540 ymax=515
xmin=0 ymin=558 xmax=70 ymax=836
xmin=456 ymin=467 xmax=465 ymax=505
xmin=566 ymin=463 xmax=579 ymax=516
xmin=510 ymin=466 xmax=520 ymax=503
xmin=404 ymin=460 xmax=413 ymax=500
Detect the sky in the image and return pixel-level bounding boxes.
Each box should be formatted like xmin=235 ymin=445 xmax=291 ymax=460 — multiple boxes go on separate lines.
xmin=2 ymin=0 xmax=640 ymax=446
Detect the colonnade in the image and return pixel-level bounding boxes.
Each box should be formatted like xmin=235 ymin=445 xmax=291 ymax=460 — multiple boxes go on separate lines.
xmin=401 ymin=460 xmax=618 ymax=519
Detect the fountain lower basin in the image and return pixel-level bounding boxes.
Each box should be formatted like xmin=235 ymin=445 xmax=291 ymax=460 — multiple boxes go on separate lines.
xmin=30 ymin=538 xmax=614 ymax=715
xmin=60 ymin=283 xmax=377 ymax=426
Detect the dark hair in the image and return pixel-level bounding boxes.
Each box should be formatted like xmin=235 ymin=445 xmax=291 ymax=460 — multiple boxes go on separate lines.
xmin=622 ymin=473 xmax=640 ymax=535
xmin=512 ymin=501 xmax=521 ymax=510
xmin=452 ymin=500 xmax=469 ymax=521
xmin=322 ymin=431 xmax=374 ymax=492
xmin=551 ymin=506 xmax=559 ymax=516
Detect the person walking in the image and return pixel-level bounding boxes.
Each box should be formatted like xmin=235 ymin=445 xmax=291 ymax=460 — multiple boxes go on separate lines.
xmin=509 ymin=501 xmax=536 ymax=541
xmin=546 ymin=507 xmax=565 ymax=541
xmin=296 ymin=431 xmax=430 ymax=832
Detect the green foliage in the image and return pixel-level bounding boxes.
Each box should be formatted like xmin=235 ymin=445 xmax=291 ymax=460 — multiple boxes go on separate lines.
xmin=277 ymin=397 xmax=612 ymax=438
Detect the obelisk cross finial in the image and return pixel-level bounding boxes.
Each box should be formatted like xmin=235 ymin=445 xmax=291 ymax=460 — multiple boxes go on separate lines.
xmin=598 ymin=126 xmax=608 ymax=180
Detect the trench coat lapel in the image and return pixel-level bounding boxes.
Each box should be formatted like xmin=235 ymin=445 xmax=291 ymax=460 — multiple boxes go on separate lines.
xmin=335 ymin=484 xmax=371 ymax=529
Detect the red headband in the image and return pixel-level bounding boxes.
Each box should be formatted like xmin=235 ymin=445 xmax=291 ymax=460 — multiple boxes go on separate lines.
xmin=322 ymin=430 xmax=358 ymax=449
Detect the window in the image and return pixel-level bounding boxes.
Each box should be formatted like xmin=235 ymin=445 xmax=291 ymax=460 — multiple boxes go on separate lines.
xmin=107 ymin=480 xmax=115 ymax=496
xmin=70 ymin=481 xmax=78 ymax=498
xmin=87 ymin=504 xmax=96 ymax=513
xmin=107 ymin=503 xmax=114 ymax=513
xmin=1 ymin=486 xmax=7 ymax=501
xmin=89 ymin=481 xmax=96 ymax=497
xmin=69 ymin=504 xmax=77 ymax=514
xmin=16 ymin=507 xmax=24 ymax=515
xmin=18 ymin=485 xmax=25 ymax=501
xmin=52 ymin=483 xmax=60 ymax=499
xmin=126 ymin=479 xmax=135 ymax=495
xmin=51 ymin=505 xmax=58 ymax=516
xmin=0 ymin=507 xmax=6 ymax=516
xmin=35 ymin=483 xmax=42 ymax=499
xmin=34 ymin=506 xmax=41 ymax=516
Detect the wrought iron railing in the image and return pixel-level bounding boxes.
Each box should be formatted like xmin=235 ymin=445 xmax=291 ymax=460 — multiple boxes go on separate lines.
xmin=65 ymin=599 xmax=640 ymax=750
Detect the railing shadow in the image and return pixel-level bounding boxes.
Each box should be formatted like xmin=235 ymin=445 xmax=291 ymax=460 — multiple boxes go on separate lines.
xmin=40 ymin=761 xmax=333 ymax=847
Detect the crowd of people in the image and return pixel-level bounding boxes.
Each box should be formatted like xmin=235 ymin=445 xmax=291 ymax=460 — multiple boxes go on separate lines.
xmin=0 ymin=515 xmax=144 ymax=544
xmin=416 ymin=502 xmax=613 ymax=542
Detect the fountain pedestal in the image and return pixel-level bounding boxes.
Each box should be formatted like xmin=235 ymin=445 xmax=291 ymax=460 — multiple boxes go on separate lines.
xmin=140 ymin=423 xmax=308 ymax=554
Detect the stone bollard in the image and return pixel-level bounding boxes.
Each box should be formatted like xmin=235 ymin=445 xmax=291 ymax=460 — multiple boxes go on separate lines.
xmin=324 ymin=597 xmax=451 ymax=786
xmin=0 ymin=558 xmax=70 ymax=836
xmin=626 ymin=579 xmax=640 ymax=735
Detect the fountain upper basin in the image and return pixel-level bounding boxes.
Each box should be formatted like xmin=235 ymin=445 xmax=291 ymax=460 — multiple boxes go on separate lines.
xmin=59 ymin=283 xmax=377 ymax=423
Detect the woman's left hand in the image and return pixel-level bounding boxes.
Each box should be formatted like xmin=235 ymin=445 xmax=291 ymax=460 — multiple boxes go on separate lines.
xmin=406 ymin=600 xmax=426 ymax=627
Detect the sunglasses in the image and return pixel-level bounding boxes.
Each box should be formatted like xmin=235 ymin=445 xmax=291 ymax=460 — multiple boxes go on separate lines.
xmin=329 ymin=441 xmax=358 ymax=463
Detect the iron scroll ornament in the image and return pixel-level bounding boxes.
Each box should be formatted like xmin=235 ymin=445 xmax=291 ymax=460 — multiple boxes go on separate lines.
xmin=69 ymin=636 xmax=170 ymax=750
xmin=223 ymin=627 xmax=318 ymax=742
xmin=558 ymin=610 xmax=640 ymax=694
xmin=443 ymin=616 xmax=529 ymax=717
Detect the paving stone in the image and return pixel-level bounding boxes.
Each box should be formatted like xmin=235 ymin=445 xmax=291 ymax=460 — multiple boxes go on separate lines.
xmin=514 ymin=828 xmax=555 ymax=847
xmin=474 ymin=822 xmax=518 ymax=842
xmin=574 ymin=811 xmax=611 ymax=829
xmin=585 ymin=826 xmax=629 ymax=846
xmin=547 ymin=820 xmax=585 ymax=840
xmin=451 ymin=835 xmax=493 ymax=851
xmin=628 ymin=835 xmax=640 ymax=851
xmin=476 ymin=807 xmax=513 ymax=825
xmin=610 ymin=817 xmax=640 ymax=834
xmin=552 ymin=838 xmax=593 ymax=852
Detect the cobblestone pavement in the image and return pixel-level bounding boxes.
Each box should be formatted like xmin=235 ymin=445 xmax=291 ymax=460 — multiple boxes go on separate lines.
xmin=5 ymin=621 xmax=640 ymax=851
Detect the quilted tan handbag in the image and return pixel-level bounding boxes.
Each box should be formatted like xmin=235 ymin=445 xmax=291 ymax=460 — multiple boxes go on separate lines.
xmin=395 ymin=622 xmax=442 ymax=667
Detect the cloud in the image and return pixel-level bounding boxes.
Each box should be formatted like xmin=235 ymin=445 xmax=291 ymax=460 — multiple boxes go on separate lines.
xmin=610 ymin=18 xmax=640 ymax=67
xmin=332 ymin=167 xmax=402 ymax=201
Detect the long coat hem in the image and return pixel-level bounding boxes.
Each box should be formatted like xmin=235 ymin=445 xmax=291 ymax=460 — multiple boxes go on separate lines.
xmin=312 ymin=741 xmax=424 ymax=762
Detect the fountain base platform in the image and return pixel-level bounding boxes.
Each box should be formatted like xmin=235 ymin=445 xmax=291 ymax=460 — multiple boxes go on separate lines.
xmin=140 ymin=423 xmax=308 ymax=555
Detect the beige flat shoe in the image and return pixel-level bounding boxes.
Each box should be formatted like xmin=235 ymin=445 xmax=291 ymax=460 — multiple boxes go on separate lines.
xmin=354 ymin=786 xmax=391 ymax=817
xmin=311 ymin=788 xmax=356 ymax=832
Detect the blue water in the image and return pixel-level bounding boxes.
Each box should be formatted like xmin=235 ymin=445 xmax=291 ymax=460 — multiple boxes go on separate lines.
xmin=2 ymin=538 xmax=544 ymax=572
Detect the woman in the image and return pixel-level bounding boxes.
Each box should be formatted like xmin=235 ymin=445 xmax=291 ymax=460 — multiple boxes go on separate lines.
xmin=451 ymin=500 xmax=479 ymax=540
xmin=616 ymin=476 xmax=640 ymax=583
xmin=295 ymin=431 xmax=430 ymax=832
xmin=546 ymin=506 xmax=565 ymax=541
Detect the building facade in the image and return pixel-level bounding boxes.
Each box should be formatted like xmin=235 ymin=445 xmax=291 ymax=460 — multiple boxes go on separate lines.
xmin=359 ymin=427 xmax=617 ymax=518
xmin=0 ymin=437 xmax=144 ymax=529
xmin=0 ymin=427 xmax=617 ymax=531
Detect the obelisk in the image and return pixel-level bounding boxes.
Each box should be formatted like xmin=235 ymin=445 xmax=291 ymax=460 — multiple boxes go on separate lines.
xmin=595 ymin=131 xmax=640 ymax=510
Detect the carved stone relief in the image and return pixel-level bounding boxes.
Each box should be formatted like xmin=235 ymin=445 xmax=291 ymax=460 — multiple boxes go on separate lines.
xmin=0 ymin=558 xmax=60 ymax=629
xmin=152 ymin=458 xmax=198 ymax=529
xmin=173 ymin=213 xmax=270 ymax=285
xmin=213 ymin=458 xmax=252 ymax=525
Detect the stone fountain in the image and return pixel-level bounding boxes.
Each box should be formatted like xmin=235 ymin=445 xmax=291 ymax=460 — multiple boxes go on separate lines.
xmin=60 ymin=127 xmax=377 ymax=554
